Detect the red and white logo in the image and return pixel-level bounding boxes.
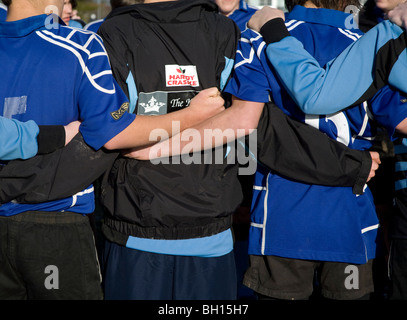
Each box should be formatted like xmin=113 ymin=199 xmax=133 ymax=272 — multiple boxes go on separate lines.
xmin=165 ymin=65 xmax=200 ymax=87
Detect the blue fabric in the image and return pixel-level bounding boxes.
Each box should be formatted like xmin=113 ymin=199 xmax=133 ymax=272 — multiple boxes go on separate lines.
xmin=84 ymin=19 xmax=104 ymax=33
xmin=126 ymin=229 xmax=234 ymax=257
xmin=0 ymin=5 xmax=6 ymax=21
xmin=225 ymin=6 xmax=407 ymax=264
xmin=228 ymin=0 xmax=257 ymax=31
xmin=102 ymin=240 xmax=237 ymax=300
xmin=0 ymin=118 xmax=38 ymax=160
xmin=126 ymin=71 xmax=138 ymax=114
xmin=265 ymin=19 xmax=405 ymax=114
xmin=0 ymin=15 xmax=136 ymax=216
xmin=69 ymin=19 xmax=83 ymax=28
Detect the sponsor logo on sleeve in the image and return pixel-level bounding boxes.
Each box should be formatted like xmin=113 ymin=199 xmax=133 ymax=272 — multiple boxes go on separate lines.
xmin=110 ymin=102 xmax=129 ymax=120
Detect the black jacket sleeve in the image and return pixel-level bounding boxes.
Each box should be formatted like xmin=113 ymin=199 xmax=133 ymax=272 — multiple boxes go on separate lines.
xmin=255 ymin=102 xmax=371 ymax=195
xmin=0 ymin=134 xmax=118 ymax=204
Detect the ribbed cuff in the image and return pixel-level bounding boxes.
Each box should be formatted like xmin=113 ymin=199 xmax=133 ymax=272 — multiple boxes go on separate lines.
xmin=260 ymin=18 xmax=290 ymax=44
xmin=37 ymin=125 xmax=65 ymax=154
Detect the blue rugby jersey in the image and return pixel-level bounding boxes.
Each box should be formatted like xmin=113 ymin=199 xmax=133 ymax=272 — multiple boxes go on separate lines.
xmin=228 ymin=0 xmax=258 ymax=31
xmin=0 ymin=4 xmax=6 ymax=21
xmin=225 ymin=6 xmax=407 ymax=264
xmin=0 ymin=14 xmax=136 ymax=216
xmin=84 ymin=19 xmax=104 ymax=33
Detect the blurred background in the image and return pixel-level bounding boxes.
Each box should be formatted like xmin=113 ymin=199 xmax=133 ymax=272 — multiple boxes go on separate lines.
xmin=77 ymin=0 xmax=368 ymax=35
xmin=77 ymin=0 xmax=286 ymax=24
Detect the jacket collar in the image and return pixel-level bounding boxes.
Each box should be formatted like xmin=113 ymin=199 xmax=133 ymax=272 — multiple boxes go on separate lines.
xmin=107 ymin=0 xmax=218 ymax=23
xmin=286 ymin=5 xmax=355 ymax=29
xmin=0 ymin=14 xmax=64 ymax=37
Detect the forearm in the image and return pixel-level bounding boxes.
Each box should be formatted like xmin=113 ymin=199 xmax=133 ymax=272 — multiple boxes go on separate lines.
xmin=262 ymin=19 xmax=407 ymax=114
xmin=104 ymin=88 xmax=225 ymax=150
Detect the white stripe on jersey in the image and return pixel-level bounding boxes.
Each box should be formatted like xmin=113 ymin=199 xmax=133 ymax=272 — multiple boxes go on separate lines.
xmin=36 ymin=30 xmax=115 ymax=95
xmin=235 ymin=46 xmax=256 ymax=69
xmin=84 ymin=19 xmax=104 ymax=31
xmin=286 ymin=20 xmax=305 ymax=31
xmin=235 ymin=32 xmax=266 ymax=68
xmin=285 ymin=19 xmax=298 ymax=28
xmin=361 ymin=224 xmax=379 ymax=234
xmin=338 ymin=28 xmax=361 ymax=41
xmin=71 ymin=186 xmax=95 ymax=207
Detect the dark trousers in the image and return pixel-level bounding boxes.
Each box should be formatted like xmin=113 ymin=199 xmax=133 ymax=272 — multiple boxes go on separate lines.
xmin=0 ymin=211 xmax=103 ymax=299
xmin=390 ymin=239 xmax=407 ymax=300
xmin=102 ymin=240 xmax=237 ymax=300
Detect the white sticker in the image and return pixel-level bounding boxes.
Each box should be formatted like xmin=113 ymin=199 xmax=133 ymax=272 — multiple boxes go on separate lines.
xmin=165 ymin=65 xmax=200 ymax=87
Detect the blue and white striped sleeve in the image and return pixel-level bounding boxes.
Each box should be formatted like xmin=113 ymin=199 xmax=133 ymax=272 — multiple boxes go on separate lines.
xmin=262 ymin=19 xmax=407 ymax=115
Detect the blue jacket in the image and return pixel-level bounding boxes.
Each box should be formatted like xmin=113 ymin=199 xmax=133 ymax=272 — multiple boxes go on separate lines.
xmin=0 ymin=117 xmax=39 ymax=160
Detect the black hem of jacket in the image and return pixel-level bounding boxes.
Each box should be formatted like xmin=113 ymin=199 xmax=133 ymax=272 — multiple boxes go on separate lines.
xmin=103 ymin=214 xmax=233 ymax=242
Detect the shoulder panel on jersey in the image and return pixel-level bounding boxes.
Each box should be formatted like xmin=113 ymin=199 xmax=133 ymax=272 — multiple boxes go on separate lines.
xmin=35 ymin=28 xmax=115 ymax=95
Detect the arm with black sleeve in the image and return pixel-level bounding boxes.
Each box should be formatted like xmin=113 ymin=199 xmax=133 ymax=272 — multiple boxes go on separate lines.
xmin=255 ymin=102 xmax=374 ymax=195
xmin=126 ymin=97 xmax=376 ymax=195
xmin=0 ymin=116 xmax=77 ymax=160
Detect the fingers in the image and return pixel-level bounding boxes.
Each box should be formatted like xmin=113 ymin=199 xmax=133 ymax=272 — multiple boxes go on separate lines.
xmin=196 ymin=87 xmax=221 ymax=98
xmin=248 ymin=6 xmax=285 ymax=32
xmin=366 ymin=151 xmax=381 ymax=182
xmin=388 ymin=2 xmax=407 ymax=29
xmin=370 ymin=151 xmax=381 ymax=163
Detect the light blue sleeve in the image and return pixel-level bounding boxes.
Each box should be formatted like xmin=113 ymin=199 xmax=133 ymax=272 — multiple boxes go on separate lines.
xmin=0 ymin=117 xmax=39 ymax=160
xmin=265 ymin=20 xmax=406 ymax=115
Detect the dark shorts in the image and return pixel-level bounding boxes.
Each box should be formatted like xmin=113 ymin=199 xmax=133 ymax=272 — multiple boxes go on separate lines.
xmin=243 ymin=255 xmax=374 ymax=300
xmin=0 ymin=211 xmax=102 ymax=300
xmin=102 ymin=240 xmax=237 ymax=300
xmin=389 ymin=239 xmax=407 ymax=300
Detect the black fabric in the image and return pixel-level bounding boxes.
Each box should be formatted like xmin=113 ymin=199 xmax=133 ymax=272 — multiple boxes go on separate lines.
xmin=36 ymin=125 xmax=65 ymax=155
xmin=352 ymin=31 xmax=407 ymax=106
xmin=0 ymin=211 xmax=102 ymax=300
xmin=98 ymin=0 xmax=242 ymax=240
xmin=260 ymin=18 xmax=291 ymax=44
xmin=256 ymin=102 xmax=372 ymax=194
xmin=0 ymin=134 xmax=118 ymax=204
xmin=391 ymin=137 xmax=407 ymax=240
xmin=389 ymin=239 xmax=407 ymax=299
xmin=244 ymin=255 xmax=374 ymax=300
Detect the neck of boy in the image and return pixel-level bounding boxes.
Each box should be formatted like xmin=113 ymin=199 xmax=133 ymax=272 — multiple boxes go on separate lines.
xmin=7 ymin=0 xmax=62 ymax=21
xmin=303 ymin=1 xmax=319 ymax=8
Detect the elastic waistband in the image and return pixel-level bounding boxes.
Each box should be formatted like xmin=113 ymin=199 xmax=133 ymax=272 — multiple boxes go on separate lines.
xmin=0 ymin=211 xmax=87 ymax=224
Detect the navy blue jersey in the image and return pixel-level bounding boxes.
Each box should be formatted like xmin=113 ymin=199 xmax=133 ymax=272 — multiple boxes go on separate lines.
xmin=0 ymin=15 xmax=135 ymax=216
xmin=84 ymin=19 xmax=104 ymax=33
xmin=0 ymin=4 xmax=6 ymax=21
xmin=228 ymin=0 xmax=257 ymax=31
xmin=225 ymin=6 xmax=407 ymax=263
